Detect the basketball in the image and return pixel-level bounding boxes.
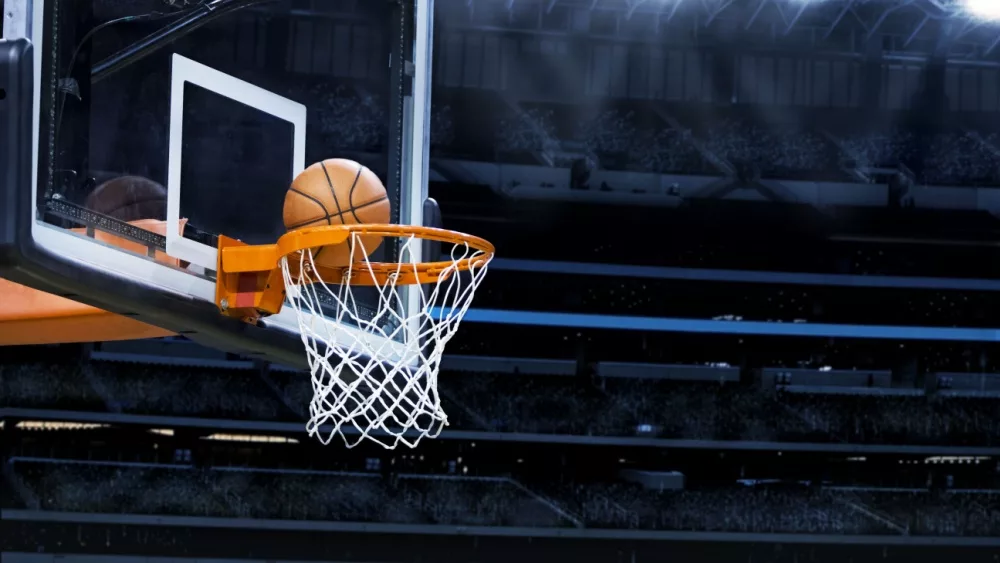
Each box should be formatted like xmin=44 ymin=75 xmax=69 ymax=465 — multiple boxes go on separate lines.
xmin=282 ymin=159 xmax=391 ymax=268
xmin=85 ymin=176 xmax=168 ymax=222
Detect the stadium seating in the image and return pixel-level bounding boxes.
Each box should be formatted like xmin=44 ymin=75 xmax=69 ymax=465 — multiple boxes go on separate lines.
xmin=3 ymin=361 xmax=996 ymax=446
xmin=6 ymin=459 xmax=997 ymax=536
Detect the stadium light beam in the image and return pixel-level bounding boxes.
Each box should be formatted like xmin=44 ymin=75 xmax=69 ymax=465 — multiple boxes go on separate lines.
xmin=962 ymin=0 xmax=1000 ymax=21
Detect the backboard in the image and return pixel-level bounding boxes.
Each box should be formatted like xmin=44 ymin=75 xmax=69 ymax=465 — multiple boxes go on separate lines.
xmin=1 ymin=0 xmax=436 ymax=369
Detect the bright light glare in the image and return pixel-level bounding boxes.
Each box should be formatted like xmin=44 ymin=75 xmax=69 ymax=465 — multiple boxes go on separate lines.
xmin=962 ymin=0 xmax=1000 ymax=21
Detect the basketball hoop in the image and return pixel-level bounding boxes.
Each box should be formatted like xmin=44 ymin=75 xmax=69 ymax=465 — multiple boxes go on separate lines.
xmin=215 ymin=224 xmax=494 ymax=449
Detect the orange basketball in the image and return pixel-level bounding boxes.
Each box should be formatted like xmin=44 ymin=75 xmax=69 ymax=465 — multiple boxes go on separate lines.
xmin=282 ymin=159 xmax=391 ymax=268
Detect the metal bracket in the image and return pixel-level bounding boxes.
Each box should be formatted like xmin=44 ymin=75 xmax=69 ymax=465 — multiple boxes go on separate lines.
xmin=3 ymin=0 xmax=32 ymax=40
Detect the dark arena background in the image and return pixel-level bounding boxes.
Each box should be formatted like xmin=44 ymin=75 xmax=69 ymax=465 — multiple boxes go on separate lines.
xmin=2 ymin=0 xmax=1000 ymax=562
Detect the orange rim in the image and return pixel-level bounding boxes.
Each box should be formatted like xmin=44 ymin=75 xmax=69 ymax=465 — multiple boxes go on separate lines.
xmin=219 ymin=224 xmax=495 ymax=287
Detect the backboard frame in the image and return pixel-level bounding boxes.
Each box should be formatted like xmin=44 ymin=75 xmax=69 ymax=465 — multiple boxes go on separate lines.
xmin=0 ymin=0 xmax=436 ymax=369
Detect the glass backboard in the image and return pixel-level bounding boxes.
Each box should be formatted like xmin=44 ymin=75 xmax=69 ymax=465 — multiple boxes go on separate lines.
xmin=2 ymin=0 xmax=434 ymax=368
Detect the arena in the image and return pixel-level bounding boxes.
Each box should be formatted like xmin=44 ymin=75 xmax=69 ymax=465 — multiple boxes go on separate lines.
xmin=1 ymin=0 xmax=999 ymax=562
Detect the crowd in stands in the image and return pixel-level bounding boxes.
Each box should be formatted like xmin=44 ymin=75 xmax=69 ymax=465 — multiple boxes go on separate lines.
xmin=442 ymin=374 xmax=999 ymax=446
xmin=5 ymin=459 xmax=997 ymax=536
xmin=576 ymin=110 xmax=709 ymax=174
xmin=560 ymin=484 xmax=880 ymax=534
xmin=309 ymin=83 xmax=388 ymax=152
xmin=501 ymin=104 xmax=1000 ymax=185
xmin=568 ymin=483 xmax=999 ymax=536
xmin=268 ymin=83 xmax=1000 ymax=186
xmin=840 ymin=128 xmax=916 ymax=171
xmin=871 ymin=490 xmax=1000 ymax=536
xmin=496 ymin=107 xmax=562 ymax=161
xmin=8 ymin=460 xmax=565 ymax=527
xmin=769 ymin=392 xmax=996 ymax=446
xmin=3 ymin=361 xmax=997 ymax=446
xmin=923 ymin=133 xmax=1000 ymax=186
xmin=0 ymin=362 xmax=295 ymax=420
xmin=699 ymin=117 xmax=838 ymax=180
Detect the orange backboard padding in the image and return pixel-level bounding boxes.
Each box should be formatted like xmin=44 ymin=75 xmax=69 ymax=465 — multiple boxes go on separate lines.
xmin=0 ymin=219 xmax=187 ymax=345
xmin=0 ymin=279 xmax=176 ymax=344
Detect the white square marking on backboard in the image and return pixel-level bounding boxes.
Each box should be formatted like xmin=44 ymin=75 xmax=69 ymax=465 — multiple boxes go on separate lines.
xmin=166 ymin=53 xmax=307 ymax=270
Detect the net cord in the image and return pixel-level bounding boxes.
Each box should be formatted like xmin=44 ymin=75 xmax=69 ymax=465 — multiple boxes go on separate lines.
xmin=278 ymin=233 xmax=489 ymax=449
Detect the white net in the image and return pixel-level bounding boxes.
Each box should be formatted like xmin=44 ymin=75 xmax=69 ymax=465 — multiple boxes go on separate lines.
xmin=278 ymin=231 xmax=491 ymax=449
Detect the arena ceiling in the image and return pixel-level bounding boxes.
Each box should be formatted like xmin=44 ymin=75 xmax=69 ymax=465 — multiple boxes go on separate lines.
xmin=440 ymin=0 xmax=1000 ymax=62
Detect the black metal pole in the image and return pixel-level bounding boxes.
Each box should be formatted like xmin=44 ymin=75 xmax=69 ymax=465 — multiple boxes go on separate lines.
xmin=385 ymin=0 xmax=414 ymax=260
xmin=90 ymin=0 xmax=276 ymax=85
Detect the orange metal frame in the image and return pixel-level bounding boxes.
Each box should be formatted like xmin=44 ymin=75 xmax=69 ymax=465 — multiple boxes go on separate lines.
xmin=1 ymin=222 xmax=494 ymax=345
xmin=0 ymin=219 xmax=186 ymax=345
xmin=214 ymin=224 xmax=495 ymax=325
